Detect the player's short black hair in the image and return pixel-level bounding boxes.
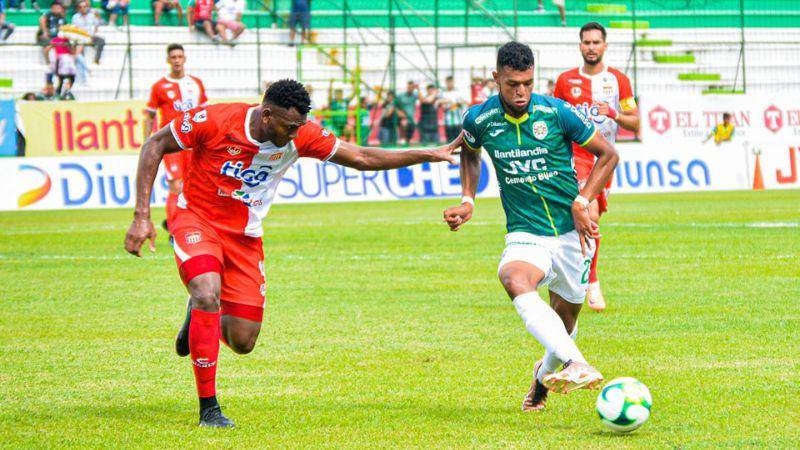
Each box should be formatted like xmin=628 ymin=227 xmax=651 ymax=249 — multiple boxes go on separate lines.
xmin=166 ymin=43 xmax=184 ymax=55
xmin=722 ymin=112 xmax=732 ymax=120
xmin=445 ymin=75 xmax=454 ymax=82
xmin=497 ymin=41 xmax=535 ymax=71
xmin=263 ymin=79 xmax=312 ymax=115
xmin=580 ymin=22 xmax=607 ymax=41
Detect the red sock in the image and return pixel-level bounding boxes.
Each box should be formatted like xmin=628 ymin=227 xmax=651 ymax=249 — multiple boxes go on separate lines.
xmin=589 ymin=238 xmax=600 ymax=284
xmin=166 ymin=191 xmax=179 ymax=232
xmin=189 ymin=309 xmax=220 ymax=398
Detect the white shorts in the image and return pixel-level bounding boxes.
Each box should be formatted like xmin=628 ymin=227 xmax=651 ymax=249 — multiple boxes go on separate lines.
xmin=498 ymin=231 xmax=594 ymax=304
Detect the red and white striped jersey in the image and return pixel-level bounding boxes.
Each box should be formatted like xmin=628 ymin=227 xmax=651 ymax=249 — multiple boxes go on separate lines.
xmin=554 ymin=66 xmax=636 ymax=162
xmin=169 ymin=103 xmax=339 ymax=237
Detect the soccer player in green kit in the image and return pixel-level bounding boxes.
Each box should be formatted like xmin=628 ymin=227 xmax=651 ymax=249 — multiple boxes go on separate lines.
xmin=443 ymin=42 xmax=619 ymax=411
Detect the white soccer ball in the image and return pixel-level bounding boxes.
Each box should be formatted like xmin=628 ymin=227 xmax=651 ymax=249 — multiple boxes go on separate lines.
xmin=596 ymin=377 xmax=652 ymax=433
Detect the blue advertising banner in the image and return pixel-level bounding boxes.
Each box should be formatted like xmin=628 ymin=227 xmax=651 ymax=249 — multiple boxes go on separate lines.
xmin=0 ymin=100 xmax=17 ymax=157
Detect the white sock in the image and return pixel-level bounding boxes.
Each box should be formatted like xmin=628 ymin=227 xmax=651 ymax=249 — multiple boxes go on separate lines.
xmin=513 ymin=292 xmax=586 ymax=371
xmin=537 ymin=325 xmax=578 ymax=382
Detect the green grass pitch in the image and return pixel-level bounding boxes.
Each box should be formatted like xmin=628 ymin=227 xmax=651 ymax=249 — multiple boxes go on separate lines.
xmin=1 ymin=190 xmax=798 ymax=448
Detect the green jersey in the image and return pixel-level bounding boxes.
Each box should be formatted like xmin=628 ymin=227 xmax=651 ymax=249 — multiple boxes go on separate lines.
xmin=462 ymin=94 xmax=597 ymax=237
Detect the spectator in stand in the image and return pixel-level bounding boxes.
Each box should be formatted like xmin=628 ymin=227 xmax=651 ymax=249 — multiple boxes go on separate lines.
xmin=470 ymin=77 xmax=485 ymax=106
xmin=187 ymin=0 xmax=221 ymax=43
xmin=36 ymin=82 xmax=56 ymax=100
xmin=483 ymin=78 xmax=499 ymax=98
xmin=288 ymin=0 xmax=311 ymax=46
xmin=216 ymin=0 xmax=245 ymax=45
xmin=327 ymin=88 xmax=350 ymax=138
xmin=351 ymin=96 xmax=372 ymax=146
xmin=378 ymin=91 xmax=398 ymax=146
xmin=418 ymin=84 xmax=440 ymax=144
xmin=71 ymin=1 xmax=104 ymax=65
xmin=152 ymin=0 xmax=184 ymax=26
xmin=37 ymin=1 xmax=66 ymax=60
xmin=22 ymin=92 xmax=38 ymax=101
xmin=535 ymin=0 xmax=566 ymax=27
xmin=104 ymin=0 xmax=130 ymax=29
xmin=1 ymin=0 xmax=16 ymax=42
xmin=44 ymin=33 xmax=76 ymax=98
xmin=545 ymin=78 xmax=555 ymax=96
xmin=60 ymin=78 xmax=76 ymax=100
xmin=438 ymin=75 xmax=467 ymax=142
xmin=395 ymin=80 xmax=419 ymax=145
xmin=7 ymin=0 xmax=40 ymax=11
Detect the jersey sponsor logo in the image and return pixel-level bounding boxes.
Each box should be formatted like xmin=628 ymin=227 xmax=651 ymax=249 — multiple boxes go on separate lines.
xmin=180 ymin=112 xmax=192 ymax=133
xmin=532 ymin=121 xmax=549 ymax=139
xmin=220 ymin=160 xmax=273 ymax=188
xmin=193 ymin=110 xmax=207 ymax=123
xmin=226 ymin=145 xmax=242 ymax=156
xmin=162 ymin=83 xmax=173 ymax=89
xmin=487 ymin=121 xmax=506 ymax=127
xmin=532 ymin=105 xmax=554 ymax=114
xmin=185 ymin=231 xmax=201 ymax=244
xmin=568 ymin=78 xmax=582 ymax=85
xmin=489 ymin=128 xmax=505 ymax=137
xmin=564 ymin=102 xmax=593 ymax=128
xmin=571 ymin=86 xmax=582 ymax=98
xmin=231 ymin=189 xmax=264 ymax=207
xmin=475 ymin=108 xmax=500 ymax=125
xmin=463 ymin=129 xmax=476 ymax=144
xmin=173 ymin=99 xmax=196 ymax=112
xmin=269 ymin=152 xmax=284 ymax=161
xmin=603 ymin=84 xmax=614 ymax=96
xmin=504 ymin=157 xmax=549 ymax=174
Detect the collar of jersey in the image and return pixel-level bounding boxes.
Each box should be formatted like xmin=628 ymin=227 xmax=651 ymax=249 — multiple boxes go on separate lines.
xmin=165 ymin=74 xmax=187 ymax=83
xmin=504 ymin=112 xmax=529 ymax=125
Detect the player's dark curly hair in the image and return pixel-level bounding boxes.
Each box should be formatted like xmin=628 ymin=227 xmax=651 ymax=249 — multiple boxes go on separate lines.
xmin=262 ymin=79 xmax=312 ymax=115
xmin=497 ymin=41 xmax=535 ymax=71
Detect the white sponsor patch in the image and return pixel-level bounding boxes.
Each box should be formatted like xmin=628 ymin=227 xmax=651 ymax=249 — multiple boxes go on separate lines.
xmin=193 ymin=110 xmax=207 ymax=123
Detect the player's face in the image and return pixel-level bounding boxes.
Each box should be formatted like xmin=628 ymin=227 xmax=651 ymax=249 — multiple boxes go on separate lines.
xmin=580 ymin=30 xmax=607 ymax=66
xmin=264 ymin=106 xmax=307 ymax=147
xmin=167 ymin=50 xmax=185 ymax=73
xmin=494 ymin=66 xmax=534 ymax=116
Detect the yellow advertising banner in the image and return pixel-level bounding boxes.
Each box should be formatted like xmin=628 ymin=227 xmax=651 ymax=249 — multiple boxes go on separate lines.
xmin=18 ymin=98 xmax=263 ymax=157
xmin=19 ymin=100 xmax=148 ymax=157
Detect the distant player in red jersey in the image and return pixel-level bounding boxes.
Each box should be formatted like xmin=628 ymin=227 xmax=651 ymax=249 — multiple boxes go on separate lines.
xmin=554 ymin=22 xmax=640 ymax=311
xmin=125 ymin=79 xmax=462 ymax=428
xmin=143 ymin=43 xmax=208 ymax=233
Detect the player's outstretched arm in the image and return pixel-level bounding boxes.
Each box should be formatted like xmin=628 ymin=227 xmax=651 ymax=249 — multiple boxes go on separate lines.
xmin=328 ymin=133 xmax=462 ymax=171
xmin=573 ymin=133 xmax=619 ymax=254
xmin=443 ymin=143 xmax=481 ymax=232
xmin=124 ymin=125 xmax=183 ymax=257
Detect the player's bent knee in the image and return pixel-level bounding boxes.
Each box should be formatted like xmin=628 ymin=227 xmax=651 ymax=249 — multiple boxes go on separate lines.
xmin=499 ymin=270 xmax=536 ymax=299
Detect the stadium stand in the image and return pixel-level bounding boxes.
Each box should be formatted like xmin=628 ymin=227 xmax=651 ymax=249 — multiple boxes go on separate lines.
xmin=1 ymin=0 xmax=798 ymax=101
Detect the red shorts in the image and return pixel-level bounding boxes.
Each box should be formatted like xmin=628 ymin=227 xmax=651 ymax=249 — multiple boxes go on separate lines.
xmin=575 ymin=156 xmax=610 ymax=214
xmin=163 ymin=150 xmax=193 ymax=181
xmin=171 ymin=208 xmax=266 ymax=322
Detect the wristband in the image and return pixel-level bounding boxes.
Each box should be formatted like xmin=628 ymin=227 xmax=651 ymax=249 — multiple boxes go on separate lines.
xmin=461 ymin=196 xmax=475 ymax=206
xmin=607 ymin=106 xmax=619 ymax=120
xmin=574 ymin=195 xmax=590 ymax=208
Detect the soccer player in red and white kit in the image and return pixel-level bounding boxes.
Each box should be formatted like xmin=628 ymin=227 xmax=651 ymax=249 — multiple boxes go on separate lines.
xmin=125 ymin=80 xmax=461 ymax=428
xmin=143 ymin=43 xmax=208 ymax=233
xmin=554 ymin=22 xmax=640 ymax=311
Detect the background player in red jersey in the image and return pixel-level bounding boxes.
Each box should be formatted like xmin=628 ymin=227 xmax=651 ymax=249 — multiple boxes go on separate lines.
xmin=554 ymin=22 xmax=640 ymax=311
xmin=143 ymin=43 xmax=208 ymax=234
xmin=125 ymin=79 xmax=462 ymax=428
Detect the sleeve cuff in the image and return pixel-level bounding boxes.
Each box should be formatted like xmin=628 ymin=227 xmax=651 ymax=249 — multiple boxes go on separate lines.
xmin=578 ymin=129 xmax=597 ymax=147
xmin=169 ymin=121 xmax=187 ymax=150
xmin=323 ymin=139 xmax=340 ymax=162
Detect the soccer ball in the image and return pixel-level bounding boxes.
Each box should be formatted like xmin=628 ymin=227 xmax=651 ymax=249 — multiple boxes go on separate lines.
xmin=596 ymin=377 xmax=652 ymax=433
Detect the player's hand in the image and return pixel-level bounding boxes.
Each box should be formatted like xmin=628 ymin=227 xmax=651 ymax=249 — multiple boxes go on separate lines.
xmin=443 ymin=201 xmax=473 ymax=232
xmin=125 ymin=216 xmax=157 ymax=257
xmin=571 ymin=201 xmax=600 ymax=256
xmin=429 ymin=131 xmax=463 ymax=165
xmin=593 ymin=101 xmax=618 ymax=120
